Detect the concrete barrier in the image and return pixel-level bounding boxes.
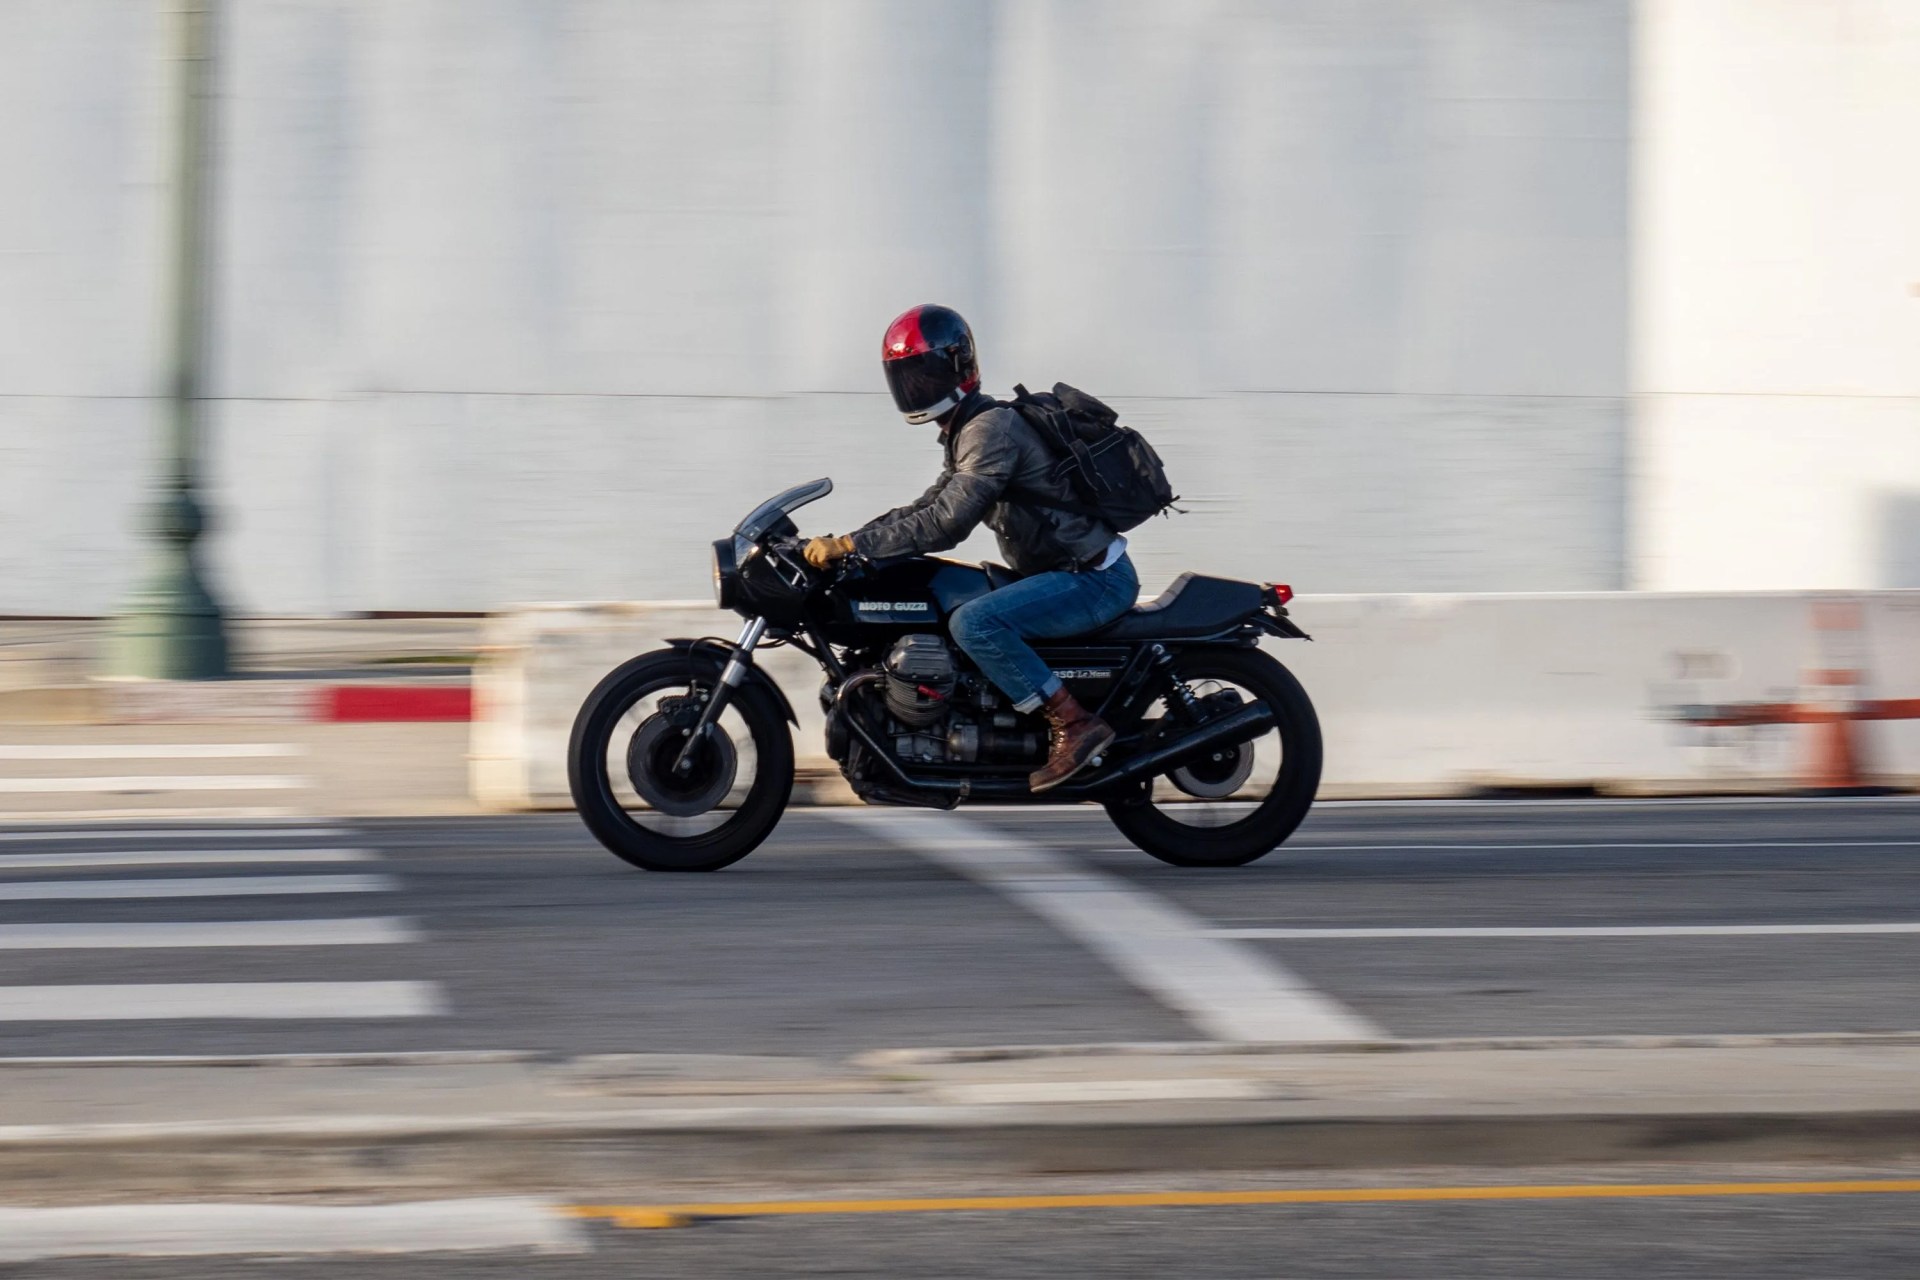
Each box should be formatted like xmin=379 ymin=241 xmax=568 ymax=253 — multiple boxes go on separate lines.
xmin=470 ymin=592 xmax=1920 ymax=810
xmin=470 ymin=603 xmax=839 ymax=811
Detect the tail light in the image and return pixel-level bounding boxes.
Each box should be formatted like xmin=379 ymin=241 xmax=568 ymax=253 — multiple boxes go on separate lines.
xmin=1265 ymin=583 xmax=1294 ymax=608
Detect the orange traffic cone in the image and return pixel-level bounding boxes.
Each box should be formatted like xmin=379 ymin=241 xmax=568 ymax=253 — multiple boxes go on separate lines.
xmin=1803 ymin=600 xmax=1871 ymax=792
xmin=1806 ymin=711 xmax=1866 ymax=791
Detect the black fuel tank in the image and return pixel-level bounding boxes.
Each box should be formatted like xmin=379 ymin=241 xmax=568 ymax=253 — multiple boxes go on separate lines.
xmin=822 ymin=557 xmax=992 ymax=643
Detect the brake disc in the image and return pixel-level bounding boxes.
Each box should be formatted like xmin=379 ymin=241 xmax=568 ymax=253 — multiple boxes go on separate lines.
xmin=1170 ymin=743 xmax=1255 ymax=799
xmin=627 ymin=713 xmax=738 ymax=817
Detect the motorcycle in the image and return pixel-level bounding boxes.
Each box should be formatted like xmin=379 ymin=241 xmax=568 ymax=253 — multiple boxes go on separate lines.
xmin=568 ymin=478 xmax=1321 ymax=872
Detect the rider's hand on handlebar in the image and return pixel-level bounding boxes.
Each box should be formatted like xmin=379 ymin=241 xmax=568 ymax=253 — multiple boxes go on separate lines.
xmin=802 ymin=535 xmax=855 ymax=570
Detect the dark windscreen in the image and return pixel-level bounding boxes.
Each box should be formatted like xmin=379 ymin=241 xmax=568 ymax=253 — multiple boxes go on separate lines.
xmin=735 ymin=477 xmax=833 ymax=540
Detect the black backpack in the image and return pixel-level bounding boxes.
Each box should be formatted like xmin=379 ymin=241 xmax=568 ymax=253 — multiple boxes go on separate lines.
xmin=1007 ymin=383 xmax=1180 ymax=532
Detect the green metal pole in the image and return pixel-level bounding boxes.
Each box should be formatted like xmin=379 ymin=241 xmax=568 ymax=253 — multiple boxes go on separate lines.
xmin=109 ymin=0 xmax=229 ymax=679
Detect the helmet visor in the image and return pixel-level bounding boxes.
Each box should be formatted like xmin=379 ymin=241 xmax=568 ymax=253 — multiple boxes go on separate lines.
xmin=883 ymin=351 xmax=962 ymax=418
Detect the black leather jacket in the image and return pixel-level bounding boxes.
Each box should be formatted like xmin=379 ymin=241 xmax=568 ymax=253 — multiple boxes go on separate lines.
xmin=848 ymin=393 xmax=1117 ymax=576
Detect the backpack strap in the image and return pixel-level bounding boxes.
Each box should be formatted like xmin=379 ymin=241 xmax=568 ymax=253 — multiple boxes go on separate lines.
xmin=940 ymin=391 xmax=1005 ymax=468
xmin=1005 ymin=490 xmax=1105 ymax=521
xmin=1010 ymin=385 xmax=1104 ymax=478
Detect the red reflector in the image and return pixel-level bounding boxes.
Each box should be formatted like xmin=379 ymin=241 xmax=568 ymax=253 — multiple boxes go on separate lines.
xmin=1268 ymin=583 xmax=1294 ymax=606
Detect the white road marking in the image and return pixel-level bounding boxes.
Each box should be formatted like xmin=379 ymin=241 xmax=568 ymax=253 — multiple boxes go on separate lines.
xmin=0 ymin=1198 xmax=584 ymax=1261
xmin=0 ymin=848 xmax=374 ymax=869
xmin=857 ymin=813 xmax=1382 ymax=1043
xmin=1288 ymin=841 xmax=1920 ymax=852
xmin=0 ymin=807 xmax=306 ymax=822
xmin=0 ymin=776 xmax=306 ymax=794
xmin=0 ymin=744 xmax=301 ymax=760
xmin=935 ymin=1078 xmax=1272 ymax=1105
xmin=883 ymin=796 xmax=1920 ymax=817
xmin=0 ymin=1050 xmax=536 ymax=1067
xmin=0 ymin=981 xmax=447 ymax=1020
xmin=0 ymin=874 xmax=395 ymax=900
xmin=0 ymin=826 xmax=346 ymax=843
xmin=0 ymin=918 xmax=420 ymax=949
xmin=1316 ymin=795 xmax=1920 ymax=809
xmin=1212 ymin=922 xmax=1920 ymax=940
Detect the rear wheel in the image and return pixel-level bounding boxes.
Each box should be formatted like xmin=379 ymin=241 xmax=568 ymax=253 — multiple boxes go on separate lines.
xmin=568 ymin=649 xmax=794 ymax=872
xmin=1103 ymin=647 xmax=1320 ymax=867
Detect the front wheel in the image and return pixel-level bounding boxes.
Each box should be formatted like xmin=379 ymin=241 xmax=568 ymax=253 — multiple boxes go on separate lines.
xmin=568 ymin=649 xmax=794 ymax=872
xmin=1103 ymin=647 xmax=1321 ymax=867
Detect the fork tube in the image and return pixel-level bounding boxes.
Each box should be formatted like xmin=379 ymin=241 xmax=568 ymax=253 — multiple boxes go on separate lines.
xmin=671 ymin=617 xmax=766 ymax=773
xmin=721 ymin=617 xmax=769 ymax=685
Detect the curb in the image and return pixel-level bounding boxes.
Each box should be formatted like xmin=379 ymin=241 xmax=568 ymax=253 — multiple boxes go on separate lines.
xmin=6 ymin=1036 xmax=1920 ymax=1197
xmin=317 ymin=685 xmax=473 ymax=724
xmin=5 ymin=1106 xmax=1920 ymax=1199
xmin=854 ymin=1031 xmax=1920 ymax=1066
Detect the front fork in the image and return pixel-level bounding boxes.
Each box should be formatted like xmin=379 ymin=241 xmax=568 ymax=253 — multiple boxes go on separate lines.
xmin=670 ymin=616 xmax=767 ymax=774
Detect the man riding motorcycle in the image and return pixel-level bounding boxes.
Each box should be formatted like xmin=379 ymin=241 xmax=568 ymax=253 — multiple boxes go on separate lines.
xmin=802 ymin=304 xmax=1140 ymax=792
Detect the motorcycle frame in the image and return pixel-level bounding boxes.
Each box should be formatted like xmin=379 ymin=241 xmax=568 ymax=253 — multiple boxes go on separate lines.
xmin=679 ymin=612 xmax=1279 ymax=808
xmin=681 ymin=533 xmax=1306 ymax=809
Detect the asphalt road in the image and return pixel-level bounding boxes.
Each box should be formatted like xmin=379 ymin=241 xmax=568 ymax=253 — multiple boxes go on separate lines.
xmin=1 ymin=796 xmax=1917 ymax=1058
xmin=12 ymin=1169 xmax=1920 ymax=1278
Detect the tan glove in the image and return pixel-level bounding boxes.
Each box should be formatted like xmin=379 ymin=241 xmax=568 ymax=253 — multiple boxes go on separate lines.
xmin=803 ymin=535 xmax=855 ymax=570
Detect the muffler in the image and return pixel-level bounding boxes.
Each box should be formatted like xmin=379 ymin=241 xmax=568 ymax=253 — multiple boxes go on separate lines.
xmin=1098 ymin=701 xmax=1276 ymax=787
xmin=839 ymin=698 xmax=1277 ymax=801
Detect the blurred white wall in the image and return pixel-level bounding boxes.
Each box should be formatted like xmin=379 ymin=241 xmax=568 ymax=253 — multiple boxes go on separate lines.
xmin=1632 ymin=0 xmax=1920 ymax=590
xmin=0 ymin=2 xmax=166 ymax=615
xmin=5 ymin=1 xmax=1634 ymax=612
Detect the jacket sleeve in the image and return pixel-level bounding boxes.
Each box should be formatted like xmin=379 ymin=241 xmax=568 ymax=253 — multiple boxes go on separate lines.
xmin=848 ymin=417 xmax=1016 ymax=559
xmin=854 ymin=473 xmax=949 ymax=534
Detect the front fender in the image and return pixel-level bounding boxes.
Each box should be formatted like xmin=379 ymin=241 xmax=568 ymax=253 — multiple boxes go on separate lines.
xmin=663 ymin=637 xmax=800 ymax=726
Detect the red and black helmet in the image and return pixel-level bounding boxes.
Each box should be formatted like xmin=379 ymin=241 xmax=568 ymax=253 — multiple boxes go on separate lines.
xmin=881 ymin=304 xmax=979 ymax=424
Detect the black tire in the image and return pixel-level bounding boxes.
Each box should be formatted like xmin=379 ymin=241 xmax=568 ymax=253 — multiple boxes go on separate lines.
xmin=1103 ymin=647 xmax=1321 ymax=867
xmin=568 ymin=649 xmax=794 ymax=872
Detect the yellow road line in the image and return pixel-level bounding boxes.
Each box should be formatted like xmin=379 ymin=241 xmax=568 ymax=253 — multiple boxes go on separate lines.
xmin=569 ymin=1179 xmax=1920 ymax=1227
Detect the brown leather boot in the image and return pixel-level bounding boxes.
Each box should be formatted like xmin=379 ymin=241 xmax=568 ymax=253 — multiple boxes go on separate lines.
xmin=1029 ymin=687 xmax=1117 ymax=793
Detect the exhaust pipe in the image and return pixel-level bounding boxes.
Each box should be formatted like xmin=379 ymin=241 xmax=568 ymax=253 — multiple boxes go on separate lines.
xmin=1098 ymin=701 xmax=1276 ymax=787
xmin=841 ymin=698 xmax=1277 ymax=801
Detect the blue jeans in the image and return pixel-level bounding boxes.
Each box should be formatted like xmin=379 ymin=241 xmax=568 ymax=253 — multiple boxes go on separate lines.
xmin=948 ymin=555 xmax=1141 ymax=713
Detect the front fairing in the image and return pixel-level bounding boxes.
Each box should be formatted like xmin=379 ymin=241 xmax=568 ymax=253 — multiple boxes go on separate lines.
xmin=735 ymin=478 xmax=833 ymax=542
xmin=711 ymin=480 xmax=836 ymax=623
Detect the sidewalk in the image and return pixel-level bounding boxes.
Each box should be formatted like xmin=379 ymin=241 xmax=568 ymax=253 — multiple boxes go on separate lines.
xmin=0 ymin=619 xmax=482 ymax=817
xmin=1 ymin=619 xmax=478 ymax=724
xmin=5 ymin=1035 xmax=1918 ymax=1199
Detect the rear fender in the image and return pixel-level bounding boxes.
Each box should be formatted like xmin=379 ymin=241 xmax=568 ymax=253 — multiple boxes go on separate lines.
xmin=1256 ymin=611 xmax=1313 ymax=641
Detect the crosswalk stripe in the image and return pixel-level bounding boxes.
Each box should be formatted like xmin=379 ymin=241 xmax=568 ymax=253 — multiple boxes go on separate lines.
xmin=0 ymin=848 xmax=375 ymax=870
xmin=0 ymin=776 xmax=306 ymax=794
xmin=0 ymin=918 xmax=420 ymax=949
xmin=0 ymin=744 xmax=302 ymax=760
xmin=0 ymin=1199 xmax=585 ymax=1260
xmin=0 ymin=807 xmax=306 ymax=823
xmin=0 ymin=819 xmax=441 ymax=1032
xmin=0 ymin=874 xmax=395 ymax=900
xmin=0 ymin=827 xmax=346 ymax=843
xmin=0 ymin=981 xmax=447 ymax=1020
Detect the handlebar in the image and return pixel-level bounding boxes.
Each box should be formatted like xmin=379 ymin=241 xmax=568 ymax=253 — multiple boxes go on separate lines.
xmin=765 ymin=537 xmax=874 ymax=594
xmin=764 ymin=537 xmax=816 ymax=589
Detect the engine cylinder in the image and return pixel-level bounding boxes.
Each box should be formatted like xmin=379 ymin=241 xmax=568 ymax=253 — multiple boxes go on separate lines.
xmin=883 ymin=634 xmax=956 ymax=728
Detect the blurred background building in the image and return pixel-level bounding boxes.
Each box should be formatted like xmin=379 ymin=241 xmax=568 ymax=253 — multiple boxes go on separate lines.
xmin=0 ymin=0 xmax=1913 ymax=615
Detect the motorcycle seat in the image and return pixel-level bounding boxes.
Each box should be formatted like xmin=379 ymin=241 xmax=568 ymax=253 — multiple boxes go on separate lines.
xmin=1078 ymin=573 xmax=1264 ymax=642
xmin=981 ymin=562 xmax=1024 ymax=591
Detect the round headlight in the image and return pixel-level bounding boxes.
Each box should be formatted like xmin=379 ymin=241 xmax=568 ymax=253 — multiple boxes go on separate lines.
xmin=710 ymin=538 xmax=738 ymax=609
